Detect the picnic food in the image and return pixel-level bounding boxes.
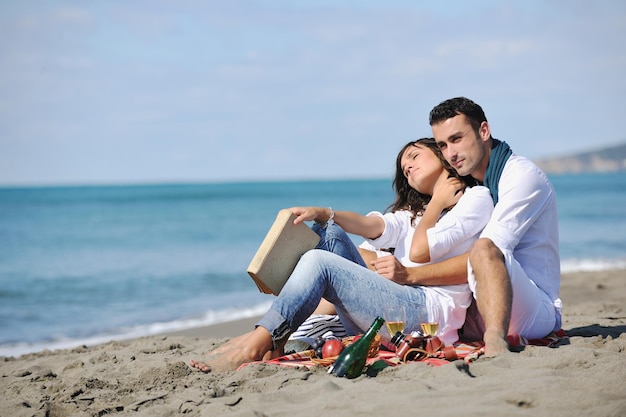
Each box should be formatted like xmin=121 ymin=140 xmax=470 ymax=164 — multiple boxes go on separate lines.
xmin=322 ymin=339 xmax=344 ymax=358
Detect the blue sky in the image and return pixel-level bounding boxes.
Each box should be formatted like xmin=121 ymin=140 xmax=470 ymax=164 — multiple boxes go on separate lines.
xmin=1 ymin=1 xmax=625 ymax=185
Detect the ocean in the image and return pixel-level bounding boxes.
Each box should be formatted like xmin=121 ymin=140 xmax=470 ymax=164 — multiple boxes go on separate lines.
xmin=1 ymin=173 xmax=625 ymax=357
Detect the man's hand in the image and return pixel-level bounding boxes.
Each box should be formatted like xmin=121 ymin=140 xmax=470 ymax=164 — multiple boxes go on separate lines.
xmin=378 ymin=253 xmax=469 ymax=287
xmin=370 ymin=255 xmax=409 ymax=284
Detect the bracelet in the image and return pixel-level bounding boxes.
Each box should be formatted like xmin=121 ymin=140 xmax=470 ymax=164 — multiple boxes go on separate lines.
xmin=315 ymin=207 xmax=335 ymax=228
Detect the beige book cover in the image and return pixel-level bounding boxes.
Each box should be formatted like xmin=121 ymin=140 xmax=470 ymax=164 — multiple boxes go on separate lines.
xmin=247 ymin=209 xmax=321 ymax=295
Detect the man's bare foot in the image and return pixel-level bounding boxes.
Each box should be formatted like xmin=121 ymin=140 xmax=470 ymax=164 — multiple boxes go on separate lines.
xmin=483 ymin=328 xmax=509 ymax=357
xmin=189 ymin=327 xmax=274 ymax=373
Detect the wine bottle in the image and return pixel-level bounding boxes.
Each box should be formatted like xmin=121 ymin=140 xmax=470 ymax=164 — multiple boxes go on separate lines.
xmin=328 ymin=316 xmax=384 ymax=378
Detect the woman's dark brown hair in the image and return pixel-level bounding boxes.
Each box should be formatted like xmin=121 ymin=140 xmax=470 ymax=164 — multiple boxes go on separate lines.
xmin=387 ymin=138 xmax=476 ymax=218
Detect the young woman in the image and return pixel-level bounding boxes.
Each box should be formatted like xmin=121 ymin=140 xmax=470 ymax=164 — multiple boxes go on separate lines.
xmin=190 ymin=138 xmax=493 ymax=373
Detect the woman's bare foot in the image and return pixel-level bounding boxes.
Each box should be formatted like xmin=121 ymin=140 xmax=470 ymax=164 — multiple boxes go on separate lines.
xmin=483 ymin=328 xmax=509 ymax=357
xmin=189 ymin=327 xmax=275 ymax=373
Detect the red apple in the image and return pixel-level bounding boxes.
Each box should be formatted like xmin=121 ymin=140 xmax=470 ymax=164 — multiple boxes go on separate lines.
xmin=322 ymin=338 xmax=344 ymax=358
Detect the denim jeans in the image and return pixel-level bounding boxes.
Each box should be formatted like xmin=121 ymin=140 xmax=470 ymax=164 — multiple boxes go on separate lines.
xmin=256 ymin=223 xmax=428 ymax=347
xmin=311 ymin=221 xmax=367 ymax=267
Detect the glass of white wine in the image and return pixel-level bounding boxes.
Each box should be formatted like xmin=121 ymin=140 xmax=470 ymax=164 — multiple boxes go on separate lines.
xmin=420 ymin=307 xmax=440 ymax=338
xmin=384 ymin=305 xmax=406 ymax=339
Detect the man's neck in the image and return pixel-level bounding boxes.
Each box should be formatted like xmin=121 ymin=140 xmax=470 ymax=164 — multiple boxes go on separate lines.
xmin=473 ymin=140 xmax=492 ymax=183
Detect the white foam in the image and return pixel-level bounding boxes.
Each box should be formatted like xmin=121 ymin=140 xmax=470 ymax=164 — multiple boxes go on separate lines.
xmin=0 ymin=301 xmax=272 ymax=358
xmin=3 ymin=257 xmax=625 ymax=358
xmin=560 ymin=257 xmax=626 ymax=273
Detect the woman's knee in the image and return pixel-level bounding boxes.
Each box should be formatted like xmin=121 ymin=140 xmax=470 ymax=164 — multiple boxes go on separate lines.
xmin=297 ymin=249 xmax=342 ymax=277
xmin=300 ymin=249 xmax=331 ymax=265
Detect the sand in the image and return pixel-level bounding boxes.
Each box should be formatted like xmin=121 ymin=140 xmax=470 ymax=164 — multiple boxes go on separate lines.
xmin=1 ymin=269 xmax=625 ymax=417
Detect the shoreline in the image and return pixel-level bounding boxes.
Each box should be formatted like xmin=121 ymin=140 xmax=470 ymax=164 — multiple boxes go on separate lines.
xmin=0 ymin=267 xmax=624 ymax=358
xmin=168 ymin=267 xmax=626 ymax=340
xmin=166 ymin=315 xmax=262 ymax=339
xmin=1 ymin=268 xmax=625 ymax=417
xmin=2 ymin=262 xmax=625 ymax=359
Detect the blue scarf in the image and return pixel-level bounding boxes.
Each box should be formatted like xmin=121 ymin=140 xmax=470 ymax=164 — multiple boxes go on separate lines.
xmin=483 ymin=139 xmax=512 ymax=204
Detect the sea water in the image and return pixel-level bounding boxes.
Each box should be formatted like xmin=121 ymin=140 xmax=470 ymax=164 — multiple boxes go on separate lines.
xmin=1 ymin=174 xmax=625 ymax=357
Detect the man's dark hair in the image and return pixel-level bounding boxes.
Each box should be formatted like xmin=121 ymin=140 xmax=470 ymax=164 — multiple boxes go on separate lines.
xmin=428 ymin=97 xmax=488 ymax=133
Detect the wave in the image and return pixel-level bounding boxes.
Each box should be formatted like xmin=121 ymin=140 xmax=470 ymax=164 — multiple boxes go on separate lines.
xmin=561 ymin=257 xmax=626 ymax=273
xmin=2 ymin=257 xmax=624 ymax=358
xmin=0 ymin=301 xmax=272 ymax=358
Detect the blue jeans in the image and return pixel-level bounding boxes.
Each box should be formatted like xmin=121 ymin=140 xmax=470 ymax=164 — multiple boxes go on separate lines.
xmin=256 ymin=223 xmax=428 ymax=348
xmin=311 ymin=221 xmax=367 ymax=268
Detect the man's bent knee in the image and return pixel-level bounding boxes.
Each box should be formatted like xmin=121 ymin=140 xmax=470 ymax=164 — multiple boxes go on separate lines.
xmin=469 ymin=238 xmax=504 ymax=265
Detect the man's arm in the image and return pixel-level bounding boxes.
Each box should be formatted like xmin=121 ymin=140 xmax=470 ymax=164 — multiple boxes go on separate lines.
xmin=371 ymin=252 xmax=468 ymax=286
xmin=357 ymin=247 xmax=378 ymax=271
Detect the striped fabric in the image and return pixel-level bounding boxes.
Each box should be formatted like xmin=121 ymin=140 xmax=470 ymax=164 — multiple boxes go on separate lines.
xmin=288 ymin=314 xmax=348 ymax=343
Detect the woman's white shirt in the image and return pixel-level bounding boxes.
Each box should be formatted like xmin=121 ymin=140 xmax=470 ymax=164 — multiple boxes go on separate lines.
xmin=361 ymin=185 xmax=494 ymax=344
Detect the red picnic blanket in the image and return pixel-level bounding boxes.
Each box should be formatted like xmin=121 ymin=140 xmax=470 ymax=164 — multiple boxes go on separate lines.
xmin=237 ymin=329 xmax=567 ymax=371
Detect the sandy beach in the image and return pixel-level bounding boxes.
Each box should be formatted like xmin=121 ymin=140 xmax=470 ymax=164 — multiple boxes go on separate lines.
xmin=1 ymin=269 xmax=625 ymax=417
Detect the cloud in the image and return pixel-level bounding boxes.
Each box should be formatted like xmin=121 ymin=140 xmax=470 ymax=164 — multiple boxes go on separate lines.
xmin=0 ymin=1 xmax=624 ymax=185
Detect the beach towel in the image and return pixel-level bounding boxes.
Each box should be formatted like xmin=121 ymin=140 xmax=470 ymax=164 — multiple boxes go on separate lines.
xmin=237 ymin=329 xmax=568 ymax=372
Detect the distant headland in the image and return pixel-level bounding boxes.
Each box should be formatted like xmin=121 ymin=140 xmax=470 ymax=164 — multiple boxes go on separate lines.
xmin=533 ymin=142 xmax=626 ymax=174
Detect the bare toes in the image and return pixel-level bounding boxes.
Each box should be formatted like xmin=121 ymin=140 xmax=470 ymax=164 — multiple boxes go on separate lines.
xmin=483 ymin=329 xmax=509 ymax=357
xmin=189 ymin=359 xmax=211 ymax=373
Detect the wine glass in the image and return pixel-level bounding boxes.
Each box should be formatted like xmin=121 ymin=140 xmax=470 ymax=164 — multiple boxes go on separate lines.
xmin=384 ymin=305 xmax=406 ymax=338
xmin=420 ymin=307 xmax=440 ymax=338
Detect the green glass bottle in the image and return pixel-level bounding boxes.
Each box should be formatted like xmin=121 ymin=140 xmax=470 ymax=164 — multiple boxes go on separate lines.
xmin=328 ymin=316 xmax=385 ymax=378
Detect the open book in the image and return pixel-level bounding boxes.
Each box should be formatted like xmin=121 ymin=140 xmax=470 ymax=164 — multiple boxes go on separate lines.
xmin=247 ymin=209 xmax=321 ymax=295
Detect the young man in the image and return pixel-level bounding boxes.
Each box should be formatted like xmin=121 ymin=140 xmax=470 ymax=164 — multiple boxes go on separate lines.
xmin=409 ymin=97 xmax=561 ymax=356
xmin=323 ymin=97 xmax=561 ymax=357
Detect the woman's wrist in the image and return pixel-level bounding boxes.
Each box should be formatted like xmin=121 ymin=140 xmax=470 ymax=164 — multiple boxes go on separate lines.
xmin=315 ymin=207 xmax=334 ymax=227
xmin=425 ymin=200 xmax=444 ymax=214
xmin=327 ymin=207 xmax=335 ymax=224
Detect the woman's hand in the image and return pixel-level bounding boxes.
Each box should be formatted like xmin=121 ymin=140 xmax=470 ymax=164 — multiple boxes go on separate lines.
xmin=288 ymin=207 xmax=385 ymax=239
xmin=288 ymin=206 xmax=329 ymax=225
xmin=430 ymin=176 xmax=464 ymax=210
